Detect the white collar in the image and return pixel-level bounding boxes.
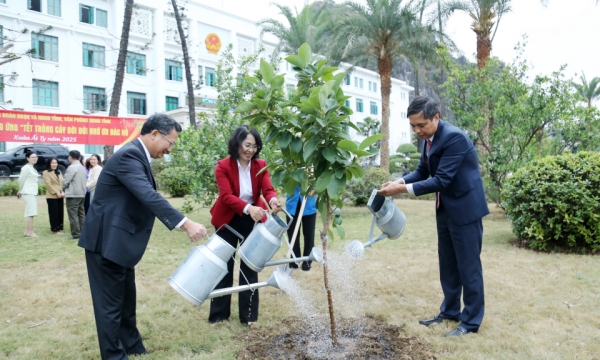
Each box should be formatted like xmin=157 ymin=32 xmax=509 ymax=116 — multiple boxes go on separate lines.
xmin=137 ymin=138 xmax=152 ymax=166
xmin=237 ymin=159 xmax=251 ymax=172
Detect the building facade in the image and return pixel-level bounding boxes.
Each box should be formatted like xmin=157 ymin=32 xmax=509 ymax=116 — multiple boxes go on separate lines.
xmin=0 ymin=0 xmax=412 ymax=158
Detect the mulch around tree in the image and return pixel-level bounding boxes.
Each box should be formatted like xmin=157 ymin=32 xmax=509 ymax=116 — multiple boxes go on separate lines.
xmin=236 ymin=316 xmax=436 ymax=359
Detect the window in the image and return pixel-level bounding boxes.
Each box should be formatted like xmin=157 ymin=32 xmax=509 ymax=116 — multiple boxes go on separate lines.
xmin=345 ymin=99 xmax=350 ymax=107
xmin=165 ymin=60 xmax=182 ymax=81
xmin=286 ymin=84 xmax=296 ymax=97
xmin=166 ymin=96 xmax=179 ymax=111
xmin=82 ymin=43 xmax=105 ymax=69
xmin=354 ymin=77 xmax=358 ymax=87
xmin=359 ymin=78 xmax=363 ymax=89
xmin=28 ymin=0 xmax=41 ymax=12
xmin=205 ymin=67 xmax=216 ymax=87
xmin=126 ymin=52 xmax=146 ymax=75
xmin=31 ymin=33 xmax=58 ymax=62
xmin=368 ymin=81 xmax=372 ymax=91
xmin=85 ymin=145 xmax=104 ymax=154
xmin=370 ymin=101 xmax=378 ymax=115
xmin=345 ymin=75 xmax=350 ymax=85
xmin=0 ymin=142 xmax=5 ymax=152
xmin=80 ymin=4 xmax=94 ymax=24
xmin=32 ymin=80 xmax=59 ymax=107
xmin=83 ymin=86 xmax=106 ymax=111
xmin=197 ymin=65 xmax=204 ymax=85
xmin=373 ymin=82 xmax=377 ymax=92
xmin=48 ymin=0 xmax=61 ymax=16
xmin=356 ymin=98 xmax=363 ymax=113
xmin=0 ymin=77 xmax=3 ymax=103
xmin=127 ymin=92 xmax=146 ymax=115
xmin=96 ymin=9 xmax=107 ymax=28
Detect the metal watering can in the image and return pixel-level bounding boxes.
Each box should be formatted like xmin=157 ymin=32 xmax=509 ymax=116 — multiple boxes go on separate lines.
xmin=168 ymin=224 xmax=241 ymax=307
xmin=347 ymin=190 xmax=407 ymax=257
xmin=206 ymin=266 xmax=293 ymax=299
xmin=238 ymin=208 xmax=294 ymax=272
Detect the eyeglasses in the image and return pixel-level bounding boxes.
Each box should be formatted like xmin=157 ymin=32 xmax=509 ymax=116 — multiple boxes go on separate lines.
xmin=160 ymin=133 xmax=176 ymax=149
xmin=242 ymin=143 xmax=258 ymax=150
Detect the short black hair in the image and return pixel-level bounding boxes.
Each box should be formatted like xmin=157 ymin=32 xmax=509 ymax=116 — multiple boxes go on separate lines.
xmin=228 ymin=125 xmax=263 ymax=160
xmin=141 ymin=113 xmax=183 ymax=136
xmin=25 ymin=151 xmax=36 ymax=159
xmin=407 ymin=96 xmax=440 ymax=120
xmin=69 ymin=150 xmax=81 ymax=160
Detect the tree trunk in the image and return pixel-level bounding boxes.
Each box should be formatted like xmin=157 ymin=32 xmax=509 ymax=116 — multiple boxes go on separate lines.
xmin=378 ymin=55 xmax=393 ymax=172
xmin=476 ymin=34 xmax=492 ymax=69
xmin=412 ymin=59 xmax=420 ymax=96
xmin=106 ymin=0 xmax=134 ymax=161
xmin=171 ymin=0 xmax=196 ymax=128
xmin=321 ymin=195 xmax=338 ymax=345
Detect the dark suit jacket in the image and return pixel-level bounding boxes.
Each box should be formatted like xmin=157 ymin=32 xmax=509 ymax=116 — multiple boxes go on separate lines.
xmin=210 ymin=156 xmax=278 ymax=228
xmin=402 ymin=120 xmax=489 ymax=225
xmin=78 ymin=139 xmax=185 ymax=268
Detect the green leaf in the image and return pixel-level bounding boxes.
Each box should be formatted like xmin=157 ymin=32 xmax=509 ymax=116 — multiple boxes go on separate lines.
xmin=359 ymin=134 xmax=385 ymax=150
xmin=322 ymin=72 xmax=333 ymax=82
xmin=338 ymin=140 xmax=358 ymax=151
xmin=327 ymin=177 xmax=344 ymax=200
xmin=277 ymin=132 xmax=292 ymax=149
xmin=316 ymin=170 xmax=334 ymax=192
xmin=253 ymin=98 xmax=268 ymax=110
xmin=336 ymin=224 xmax=345 ymax=239
xmin=347 ymin=121 xmax=360 ymax=132
xmin=284 ymin=178 xmax=298 ymax=195
xmin=271 ymin=75 xmax=285 ymax=90
xmin=234 ymin=101 xmax=258 ymax=113
xmin=298 ymin=43 xmax=311 ymax=67
xmin=322 ymin=147 xmax=337 ymax=163
xmin=260 ymin=59 xmax=275 ymax=84
xmin=290 ymin=137 xmax=303 ymax=153
xmin=303 ymin=137 xmax=321 ymax=161
xmin=290 ymin=169 xmax=306 ymax=183
xmin=352 ymin=149 xmax=373 ymax=157
xmin=327 ymin=228 xmax=334 ymax=242
xmin=286 ymin=55 xmax=306 ymax=69
xmin=335 ymin=167 xmax=345 ymax=179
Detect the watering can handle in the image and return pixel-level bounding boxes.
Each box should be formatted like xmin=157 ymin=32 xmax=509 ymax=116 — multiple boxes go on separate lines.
xmin=217 ymin=223 xmax=245 ymax=241
xmin=277 ymin=206 xmax=294 ymax=227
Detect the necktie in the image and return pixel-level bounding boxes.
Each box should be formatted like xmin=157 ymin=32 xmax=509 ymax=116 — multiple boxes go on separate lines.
xmin=427 ymin=139 xmax=441 ymax=210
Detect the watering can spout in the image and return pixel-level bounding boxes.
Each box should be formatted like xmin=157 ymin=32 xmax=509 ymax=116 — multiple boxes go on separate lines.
xmin=206 ymin=266 xmax=292 ymax=299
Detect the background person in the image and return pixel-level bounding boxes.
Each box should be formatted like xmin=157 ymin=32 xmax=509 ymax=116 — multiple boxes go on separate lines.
xmin=63 ymin=150 xmax=87 ymax=240
xmin=78 ymin=114 xmax=207 ymax=360
xmin=86 ymin=154 xmax=103 ymax=204
xmin=84 ymin=158 xmax=91 ymax=214
xmin=209 ymin=125 xmax=282 ymax=326
xmin=285 ymin=186 xmax=316 ymax=271
xmin=17 ymin=151 xmax=39 ymax=237
xmin=42 ymin=158 xmax=65 ymax=234
xmin=378 ymin=96 xmax=489 ymax=337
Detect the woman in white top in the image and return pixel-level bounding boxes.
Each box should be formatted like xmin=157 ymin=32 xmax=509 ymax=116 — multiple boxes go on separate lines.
xmin=17 ymin=151 xmax=40 ymax=237
xmin=86 ymin=154 xmax=103 ymax=204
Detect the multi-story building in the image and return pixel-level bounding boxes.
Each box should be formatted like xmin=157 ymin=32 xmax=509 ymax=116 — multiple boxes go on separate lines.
xmin=0 ymin=0 xmax=412 ymax=159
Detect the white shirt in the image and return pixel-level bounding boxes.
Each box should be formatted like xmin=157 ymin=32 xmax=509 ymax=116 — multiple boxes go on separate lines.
xmin=138 ymin=138 xmax=187 ymax=228
xmin=238 ymin=160 xmax=254 ymax=214
xmin=403 ymin=135 xmax=434 ymax=195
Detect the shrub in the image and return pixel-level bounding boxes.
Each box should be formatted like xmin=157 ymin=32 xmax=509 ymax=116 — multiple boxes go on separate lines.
xmin=502 ymin=152 xmax=600 ymax=253
xmin=397 ymin=143 xmax=418 ymax=155
xmin=38 ymin=183 xmax=47 ymax=195
xmin=156 ymin=167 xmax=193 ymax=197
xmin=345 ymin=167 xmax=391 ymax=206
xmin=0 ymin=181 xmax=20 ymax=196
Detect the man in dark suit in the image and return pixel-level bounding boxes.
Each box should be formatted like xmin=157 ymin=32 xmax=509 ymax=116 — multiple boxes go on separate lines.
xmin=78 ymin=114 xmax=207 ymax=359
xmin=378 ymin=96 xmax=489 ymax=337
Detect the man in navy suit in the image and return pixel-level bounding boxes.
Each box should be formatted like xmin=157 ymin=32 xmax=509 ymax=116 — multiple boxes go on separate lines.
xmin=79 ymin=114 xmax=208 ymax=359
xmin=378 ymin=96 xmax=489 ymax=337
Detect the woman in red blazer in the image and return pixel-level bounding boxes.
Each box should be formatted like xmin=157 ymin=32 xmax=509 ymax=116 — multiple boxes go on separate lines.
xmin=209 ymin=125 xmax=282 ymax=326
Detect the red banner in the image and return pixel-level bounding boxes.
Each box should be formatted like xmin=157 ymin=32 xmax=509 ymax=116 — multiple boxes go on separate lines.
xmin=0 ymin=110 xmax=145 ymax=145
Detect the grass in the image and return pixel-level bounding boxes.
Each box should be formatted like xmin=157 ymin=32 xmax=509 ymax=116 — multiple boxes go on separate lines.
xmin=1 ymin=195 xmax=599 ymax=359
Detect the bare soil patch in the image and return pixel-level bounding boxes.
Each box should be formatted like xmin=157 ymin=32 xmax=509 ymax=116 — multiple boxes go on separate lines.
xmin=236 ymin=316 xmax=435 ymax=359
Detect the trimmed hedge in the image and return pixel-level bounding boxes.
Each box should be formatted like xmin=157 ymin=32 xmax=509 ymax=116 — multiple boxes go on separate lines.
xmin=345 ymin=167 xmax=391 ymax=206
xmin=0 ymin=182 xmax=47 ymax=196
xmin=502 ymin=152 xmax=600 ymax=253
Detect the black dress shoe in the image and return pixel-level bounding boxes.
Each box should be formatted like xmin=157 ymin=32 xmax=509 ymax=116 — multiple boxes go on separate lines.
xmin=444 ymin=326 xmax=470 ymax=337
xmin=301 ymin=261 xmax=311 ymax=271
xmin=418 ymin=314 xmax=458 ymax=327
xmin=289 ymin=262 xmax=299 ymax=269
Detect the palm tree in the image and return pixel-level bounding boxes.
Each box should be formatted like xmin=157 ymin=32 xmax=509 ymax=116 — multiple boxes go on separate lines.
xmin=574 ymin=73 xmax=600 ymax=109
xmin=106 ymin=0 xmax=134 ymax=160
xmin=332 ymin=0 xmax=437 ymax=171
xmin=171 ymin=0 xmax=197 ymax=128
xmin=259 ymin=1 xmax=334 ymax=55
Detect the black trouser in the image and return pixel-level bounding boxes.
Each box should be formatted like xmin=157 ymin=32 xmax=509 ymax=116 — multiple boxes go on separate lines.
xmin=209 ymin=213 xmax=259 ymax=324
xmin=46 ymin=198 xmax=64 ymax=232
xmin=286 ymin=200 xmax=316 ymax=261
xmin=84 ymin=192 xmax=91 ymax=215
xmin=85 ymin=250 xmax=146 ymax=360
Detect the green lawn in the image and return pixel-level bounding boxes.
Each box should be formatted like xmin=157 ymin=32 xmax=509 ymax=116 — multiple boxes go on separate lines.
xmin=0 ymin=196 xmax=599 ymax=359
